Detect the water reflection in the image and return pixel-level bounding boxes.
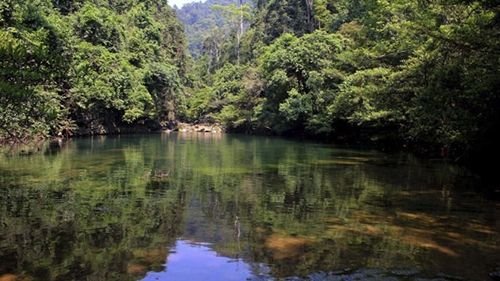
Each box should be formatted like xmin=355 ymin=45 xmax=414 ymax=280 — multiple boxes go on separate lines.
xmin=0 ymin=133 xmax=499 ymax=281
xmin=140 ymin=240 xmax=268 ymax=281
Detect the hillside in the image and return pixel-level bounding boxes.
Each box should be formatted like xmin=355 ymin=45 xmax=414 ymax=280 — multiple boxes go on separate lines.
xmin=175 ymin=0 xmax=243 ymax=58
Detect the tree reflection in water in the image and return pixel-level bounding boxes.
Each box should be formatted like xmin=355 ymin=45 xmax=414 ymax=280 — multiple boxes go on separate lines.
xmin=0 ymin=133 xmax=499 ymax=281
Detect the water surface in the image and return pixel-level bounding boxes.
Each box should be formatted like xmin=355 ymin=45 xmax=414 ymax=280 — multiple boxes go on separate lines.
xmin=0 ymin=133 xmax=498 ymax=281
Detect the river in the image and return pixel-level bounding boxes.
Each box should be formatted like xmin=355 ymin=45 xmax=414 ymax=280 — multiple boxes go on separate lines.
xmin=0 ymin=132 xmax=499 ymax=281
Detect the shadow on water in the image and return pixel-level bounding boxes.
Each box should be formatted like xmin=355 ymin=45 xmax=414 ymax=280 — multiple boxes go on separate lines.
xmin=0 ymin=132 xmax=499 ymax=281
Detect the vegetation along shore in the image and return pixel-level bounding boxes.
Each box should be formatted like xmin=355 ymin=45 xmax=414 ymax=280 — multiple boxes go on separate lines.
xmin=1 ymin=0 xmax=499 ymax=189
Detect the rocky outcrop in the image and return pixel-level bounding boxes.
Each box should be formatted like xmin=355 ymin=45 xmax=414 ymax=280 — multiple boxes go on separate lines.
xmin=165 ymin=122 xmax=225 ymax=133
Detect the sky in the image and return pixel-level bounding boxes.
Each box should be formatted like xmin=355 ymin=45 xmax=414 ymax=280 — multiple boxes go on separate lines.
xmin=140 ymin=240 xmax=257 ymax=281
xmin=168 ymin=0 xmax=206 ymax=8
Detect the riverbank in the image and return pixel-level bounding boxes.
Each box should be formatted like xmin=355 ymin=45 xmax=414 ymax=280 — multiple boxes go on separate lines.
xmin=68 ymin=120 xmax=225 ymax=136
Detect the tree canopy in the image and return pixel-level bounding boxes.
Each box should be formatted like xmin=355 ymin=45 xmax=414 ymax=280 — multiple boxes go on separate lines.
xmin=182 ymin=0 xmax=500 ymax=161
xmin=1 ymin=0 xmax=189 ymax=140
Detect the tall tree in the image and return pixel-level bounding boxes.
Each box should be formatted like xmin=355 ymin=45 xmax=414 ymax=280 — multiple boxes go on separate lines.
xmin=258 ymin=31 xmax=348 ymax=135
xmin=0 ymin=1 xmax=72 ymax=141
xmin=212 ymin=2 xmax=251 ymax=64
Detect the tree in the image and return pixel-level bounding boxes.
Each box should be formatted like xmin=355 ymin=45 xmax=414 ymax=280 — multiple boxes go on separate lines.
xmin=0 ymin=1 xmax=71 ymax=141
xmin=0 ymin=31 xmax=59 ymax=140
xmin=74 ymin=2 xmax=124 ymax=52
xmin=252 ymin=0 xmax=311 ymax=44
xmin=1 ymin=0 xmax=190 ymax=140
xmin=144 ymin=62 xmax=183 ymax=125
xmin=212 ymin=2 xmax=252 ymax=65
xmin=258 ymin=31 xmax=348 ymax=135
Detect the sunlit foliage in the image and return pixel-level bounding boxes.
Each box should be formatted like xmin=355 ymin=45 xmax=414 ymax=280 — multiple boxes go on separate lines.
xmin=0 ymin=0 xmax=189 ymax=141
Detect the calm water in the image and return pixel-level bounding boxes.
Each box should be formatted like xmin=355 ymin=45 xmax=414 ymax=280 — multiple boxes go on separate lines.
xmin=0 ymin=133 xmax=499 ymax=281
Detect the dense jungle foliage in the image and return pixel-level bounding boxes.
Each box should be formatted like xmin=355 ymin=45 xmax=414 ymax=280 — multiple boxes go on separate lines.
xmin=0 ymin=0 xmax=189 ymax=139
xmin=1 ymin=0 xmax=500 ymax=164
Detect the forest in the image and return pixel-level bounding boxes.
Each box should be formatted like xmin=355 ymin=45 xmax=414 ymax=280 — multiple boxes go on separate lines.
xmin=1 ymin=0 xmax=499 ymax=166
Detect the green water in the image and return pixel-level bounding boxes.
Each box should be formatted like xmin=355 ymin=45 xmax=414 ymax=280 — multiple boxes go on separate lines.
xmin=0 ymin=133 xmax=499 ymax=281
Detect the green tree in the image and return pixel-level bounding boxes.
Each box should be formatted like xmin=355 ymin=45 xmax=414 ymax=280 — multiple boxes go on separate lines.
xmin=0 ymin=30 xmax=59 ymax=140
xmin=389 ymin=0 xmax=500 ymax=153
xmin=144 ymin=62 xmax=183 ymax=125
xmin=74 ymin=2 xmax=124 ymax=52
xmin=258 ymin=31 xmax=348 ymax=135
xmin=1 ymin=0 xmax=190 ymax=140
xmin=212 ymin=2 xmax=252 ymax=65
xmin=0 ymin=1 xmax=71 ymax=141
xmin=253 ymin=0 xmax=310 ymax=44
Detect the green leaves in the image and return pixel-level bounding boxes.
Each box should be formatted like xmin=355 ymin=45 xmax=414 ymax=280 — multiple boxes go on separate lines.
xmin=1 ymin=0 xmax=189 ymax=141
xmin=0 ymin=23 xmax=64 ymax=139
xmin=279 ymin=88 xmax=312 ymax=122
xmin=74 ymin=3 xmax=125 ymax=51
xmin=258 ymin=31 xmax=348 ymax=135
xmin=332 ymin=67 xmax=392 ymax=124
xmin=144 ymin=62 xmax=182 ymax=122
